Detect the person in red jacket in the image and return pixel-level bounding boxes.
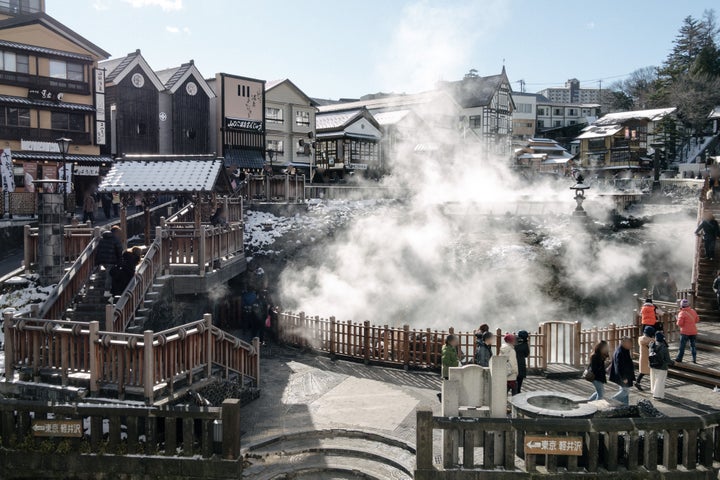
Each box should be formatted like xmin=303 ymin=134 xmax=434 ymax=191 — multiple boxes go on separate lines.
xmin=676 ymin=299 xmax=700 ymax=363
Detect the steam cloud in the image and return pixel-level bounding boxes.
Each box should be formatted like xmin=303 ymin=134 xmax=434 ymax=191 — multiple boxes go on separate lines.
xmin=277 ymin=1 xmax=696 ymax=333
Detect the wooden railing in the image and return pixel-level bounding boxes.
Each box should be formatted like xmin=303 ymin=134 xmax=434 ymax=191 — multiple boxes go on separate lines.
xmin=305 ymin=184 xmax=405 ymax=201
xmin=2 ymin=313 xmax=259 ymax=404
xmin=416 ymin=409 xmax=720 ymax=478
xmin=38 ymin=234 xmax=100 ymax=320
xmin=108 ymin=228 xmax=164 ymax=333
xmin=244 ymin=174 xmax=305 ymax=203
xmin=277 ymin=307 xmax=684 ymax=373
xmin=24 ymin=224 xmax=96 ymax=269
xmin=163 ymin=222 xmax=244 ymax=276
xmin=0 ymin=398 xmax=243 ymax=463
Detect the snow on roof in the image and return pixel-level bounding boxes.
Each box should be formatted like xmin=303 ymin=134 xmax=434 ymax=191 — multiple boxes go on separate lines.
xmin=99 ymin=156 xmax=224 ymax=193
xmin=594 ymin=107 xmax=676 ymax=126
xmin=315 ymin=110 xmax=362 ymax=130
xmin=373 ymin=110 xmax=411 ymax=126
xmin=317 ymin=90 xmax=447 ymax=113
xmin=518 ymin=153 xmax=547 ymax=160
xmin=575 ymin=125 xmax=624 ymax=140
xmin=709 ymin=106 xmax=720 ymax=120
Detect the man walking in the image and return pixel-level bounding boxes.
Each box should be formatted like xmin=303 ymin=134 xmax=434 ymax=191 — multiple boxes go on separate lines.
xmin=95 ymin=226 xmax=123 ymax=297
xmin=83 ymin=191 xmax=96 ymax=224
xmin=609 ymin=337 xmax=635 ymax=406
xmin=676 ymin=298 xmax=700 ymax=363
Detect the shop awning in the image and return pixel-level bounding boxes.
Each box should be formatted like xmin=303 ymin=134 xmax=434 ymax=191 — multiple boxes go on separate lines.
xmin=0 ymin=94 xmax=96 ymax=112
xmin=11 ymin=151 xmax=113 ymax=164
xmin=224 ymin=149 xmax=265 ymax=169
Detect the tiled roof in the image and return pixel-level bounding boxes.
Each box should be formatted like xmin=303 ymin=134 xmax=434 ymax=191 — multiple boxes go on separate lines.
xmin=155 ymin=62 xmax=191 ymax=89
xmin=265 ymin=79 xmax=284 ymax=91
xmin=316 ymin=110 xmax=362 ymax=130
xmin=0 ymin=39 xmax=92 ymax=61
xmin=441 ymin=74 xmax=504 ymax=108
xmin=0 ymin=94 xmax=95 ymax=112
xmin=11 ymin=152 xmax=113 ymax=164
xmin=373 ymin=110 xmax=411 ymax=126
xmin=594 ymin=108 xmax=677 ymax=126
xmin=224 ymin=149 xmax=265 ymax=169
xmin=99 ymin=157 xmax=225 ymax=193
xmin=100 ymin=50 xmax=141 ymax=82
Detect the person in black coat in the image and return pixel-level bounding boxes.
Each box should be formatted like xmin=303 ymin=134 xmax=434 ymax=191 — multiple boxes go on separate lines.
xmin=515 ymin=330 xmax=530 ymax=394
xmin=111 ymin=247 xmax=142 ymax=296
xmin=696 ymin=211 xmax=720 ymax=261
xmin=588 ymin=340 xmax=609 ymax=400
xmin=609 ymin=337 xmax=635 ymax=405
xmin=95 ymin=226 xmax=123 ymax=296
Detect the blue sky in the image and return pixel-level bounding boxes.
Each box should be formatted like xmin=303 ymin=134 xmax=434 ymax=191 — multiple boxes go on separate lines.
xmin=49 ymin=0 xmax=716 ymax=99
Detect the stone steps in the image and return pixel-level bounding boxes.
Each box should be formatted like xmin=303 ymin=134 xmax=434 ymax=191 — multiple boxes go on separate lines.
xmin=242 ymin=430 xmax=414 ymax=480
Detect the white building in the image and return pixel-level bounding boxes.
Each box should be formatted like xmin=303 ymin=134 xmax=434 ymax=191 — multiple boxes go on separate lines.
xmin=538 ymin=78 xmax=601 ymax=104
xmin=511 ymin=92 xmax=538 ymax=139
xmin=536 ymin=97 xmax=600 ymax=133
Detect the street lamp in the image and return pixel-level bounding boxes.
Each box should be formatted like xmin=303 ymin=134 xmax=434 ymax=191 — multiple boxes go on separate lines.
xmin=56 ymin=137 xmax=71 ymax=216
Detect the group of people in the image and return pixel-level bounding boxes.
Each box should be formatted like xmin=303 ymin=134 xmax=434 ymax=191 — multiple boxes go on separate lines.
xmin=441 ymin=323 xmax=530 ymax=396
xmin=83 ymin=191 xmax=121 ymax=225
xmin=588 ymin=297 xmax=700 ymax=405
xmin=95 ymin=225 xmax=143 ymax=297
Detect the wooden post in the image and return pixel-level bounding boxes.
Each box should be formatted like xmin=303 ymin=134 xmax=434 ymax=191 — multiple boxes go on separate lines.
xmin=144 ymin=207 xmax=151 ymax=246
xmin=143 ymin=330 xmax=154 ymax=404
xmin=284 ymin=174 xmax=290 ymax=202
xmin=155 ymin=226 xmax=163 ymax=271
xmin=204 ymin=313 xmax=213 ymax=378
xmin=416 ymin=408 xmax=433 ymax=470
xmin=221 ymin=399 xmax=241 ymax=460
xmin=223 ymin=196 xmax=229 ymax=222
xmin=120 ymin=206 xmax=127 ymax=247
xmin=329 ymin=316 xmax=336 ymax=357
xmin=573 ymin=321 xmax=582 ymax=367
xmin=363 ymin=320 xmax=371 ymax=364
xmin=23 ymin=224 xmax=32 ymax=272
xmin=3 ymin=311 xmax=14 ymax=381
xmin=198 ymin=227 xmax=206 ymax=277
xmin=105 ymin=304 xmax=114 ymax=332
xmin=60 ymin=334 xmax=69 ymax=387
xmin=252 ymin=336 xmax=261 ymax=387
xmin=194 ymin=195 xmax=202 ymax=229
xmin=495 ymin=327 xmax=502 ymax=355
xmin=88 ymin=321 xmax=100 ymax=396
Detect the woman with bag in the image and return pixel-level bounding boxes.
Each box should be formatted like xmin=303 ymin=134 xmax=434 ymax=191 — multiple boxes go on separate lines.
xmin=636 ymin=326 xmax=655 ymax=391
xmin=587 ymin=340 xmax=609 ymax=400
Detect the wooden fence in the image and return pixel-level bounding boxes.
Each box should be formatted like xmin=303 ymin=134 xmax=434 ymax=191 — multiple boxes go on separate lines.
xmin=276 ymin=307 xmax=682 ymax=372
xmin=416 ymin=408 xmax=720 ymax=478
xmin=0 ymin=398 xmax=242 ymax=462
xmin=0 ymin=192 xmax=76 ymax=218
xmin=2 ymin=313 xmax=259 ymax=404
xmin=304 ymin=184 xmax=405 ymax=201
xmin=244 ymin=174 xmax=305 ymax=203
xmin=162 ymin=221 xmax=244 ymax=277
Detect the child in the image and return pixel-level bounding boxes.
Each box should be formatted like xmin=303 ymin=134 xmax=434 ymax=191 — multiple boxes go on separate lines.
xmin=441 ymin=334 xmax=460 ymax=380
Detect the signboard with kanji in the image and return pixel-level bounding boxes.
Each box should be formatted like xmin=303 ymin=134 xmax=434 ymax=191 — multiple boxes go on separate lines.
xmin=31 ymin=419 xmax=83 ymax=437
xmin=524 ymin=435 xmax=583 ymax=456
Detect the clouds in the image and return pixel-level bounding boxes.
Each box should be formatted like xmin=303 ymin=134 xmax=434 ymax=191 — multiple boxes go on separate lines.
xmin=92 ymin=0 xmax=111 ymax=11
xmin=124 ymin=0 xmax=183 ymax=11
xmin=166 ymin=25 xmax=191 ymax=34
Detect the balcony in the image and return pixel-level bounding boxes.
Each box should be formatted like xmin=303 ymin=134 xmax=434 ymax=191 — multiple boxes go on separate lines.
xmin=0 ymin=71 xmax=90 ymax=95
xmin=0 ymin=0 xmax=43 ymax=15
xmin=2 ymin=125 xmax=92 ymax=145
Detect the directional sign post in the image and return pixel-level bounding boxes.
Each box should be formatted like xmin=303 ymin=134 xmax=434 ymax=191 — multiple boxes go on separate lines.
xmin=524 ymin=435 xmax=583 ymax=456
xmin=31 ymin=419 xmax=83 ymax=438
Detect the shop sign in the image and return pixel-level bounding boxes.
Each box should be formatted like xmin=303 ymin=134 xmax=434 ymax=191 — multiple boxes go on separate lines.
xmin=28 ymin=88 xmax=63 ymax=102
xmin=74 ymin=165 xmax=99 ymax=176
xmin=96 ymin=121 xmax=106 ymax=146
xmin=348 ymin=163 xmax=368 ymax=170
xmin=225 ymin=117 xmax=263 ymax=132
xmin=20 ymin=140 xmax=60 ymax=152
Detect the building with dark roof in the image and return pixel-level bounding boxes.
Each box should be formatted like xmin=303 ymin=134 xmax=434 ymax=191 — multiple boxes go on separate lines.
xmin=0 ymin=3 xmax=111 ymax=202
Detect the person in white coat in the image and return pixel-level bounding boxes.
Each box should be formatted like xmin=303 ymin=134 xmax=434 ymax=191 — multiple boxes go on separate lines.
xmin=500 ymin=333 xmax=519 ymax=395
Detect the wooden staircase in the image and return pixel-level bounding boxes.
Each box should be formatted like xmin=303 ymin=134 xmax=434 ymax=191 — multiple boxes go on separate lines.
xmin=693 ymin=199 xmax=720 ymax=322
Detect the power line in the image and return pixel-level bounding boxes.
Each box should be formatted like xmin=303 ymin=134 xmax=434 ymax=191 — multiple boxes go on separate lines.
xmin=521 ymin=72 xmax=633 ymax=87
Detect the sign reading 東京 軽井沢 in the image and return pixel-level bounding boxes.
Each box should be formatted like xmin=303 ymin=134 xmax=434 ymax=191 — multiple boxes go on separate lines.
xmin=224 ymin=117 xmax=263 ymax=132
xmin=524 ymin=436 xmax=583 ymax=456
xmin=31 ymin=419 xmax=83 ymax=438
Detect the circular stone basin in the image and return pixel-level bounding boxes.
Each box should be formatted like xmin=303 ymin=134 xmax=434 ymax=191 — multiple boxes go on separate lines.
xmin=511 ymin=390 xmax=597 ymax=419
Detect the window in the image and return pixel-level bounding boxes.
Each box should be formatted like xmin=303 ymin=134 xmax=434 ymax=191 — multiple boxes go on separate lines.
xmin=13 ymin=166 xmax=25 ymax=188
xmin=553 ymin=108 xmax=562 ymax=116
xmin=266 ymin=107 xmax=283 ymax=124
xmin=295 ymin=110 xmax=310 ymax=126
xmin=554 ymin=120 xmax=561 ymax=127
xmin=1 ymin=107 xmax=31 ymax=127
xmin=537 ymin=120 xmax=545 ymax=128
xmin=469 ymin=115 xmax=482 ymax=128
xmin=350 ymin=140 xmax=378 ymax=163
xmin=267 ymin=139 xmax=284 ymax=154
xmin=537 ymin=108 xmax=546 ymax=116
xmin=0 ymin=51 xmax=29 ymax=73
xmin=568 ymin=109 xmax=577 ymax=116
xmin=49 ymin=60 xmax=83 ymax=81
xmin=517 ymin=103 xmax=532 ymax=114
xmin=238 ymin=84 xmax=251 ymax=97
xmin=569 ymin=121 xmax=577 ymax=125
xmin=51 ymin=112 xmax=85 ymax=131
xmin=296 ymin=139 xmax=310 ymax=155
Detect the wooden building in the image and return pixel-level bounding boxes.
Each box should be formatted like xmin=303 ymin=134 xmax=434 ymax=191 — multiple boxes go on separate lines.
xmin=208 ymin=73 xmax=266 ymax=172
xmin=155 ymin=60 xmax=214 ymax=155
xmin=0 ymin=7 xmax=111 ymax=199
xmin=99 ymin=50 xmax=163 ymax=156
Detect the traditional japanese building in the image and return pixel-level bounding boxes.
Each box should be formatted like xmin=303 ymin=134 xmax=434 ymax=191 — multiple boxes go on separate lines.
xmin=314 ymin=108 xmax=382 ymax=178
xmin=155 ymin=60 xmax=214 ymax=155
xmin=0 ymin=7 xmax=111 ymax=199
xmin=99 ymin=49 xmax=164 ymax=156
xmin=208 ymin=73 xmax=266 ymax=173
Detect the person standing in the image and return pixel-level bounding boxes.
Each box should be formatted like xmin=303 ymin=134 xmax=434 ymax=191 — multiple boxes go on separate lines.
xmin=500 ymin=334 xmax=519 ymax=395
xmin=474 ymin=331 xmax=494 ymax=367
xmin=640 ymin=298 xmax=663 ymax=332
xmin=609 ymin=337 xmax=635 ymax=406
xmin=676 ymin=298 xmax=700 ymax=363
xmin=649 ymin=332 xmax=673 ymax=400
xmin=441 ymin=334 xmax=460 ymax=380
xmin=515 ymin=330 xmax=530 ymax=394
xmin=695 ymin=211 xmax=720 ymax=261
xmin=95 ymin=226 xmax=123 ymax=297
xmin=101 ymin=192 xmax=112 ymax=220
xmin=636 ymin=326 xmax=655 ymax=391
xmin=111 ymin=191 xmax=121 ymax=217
xmin=83 ymin=191 xmax=96 ymax=224
xmin=588 ymin=340 xmax=609 ymax=401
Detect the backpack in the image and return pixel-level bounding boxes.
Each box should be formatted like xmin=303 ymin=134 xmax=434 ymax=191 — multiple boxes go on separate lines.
xmin=648 ymin=342 xmax=662 ymax=369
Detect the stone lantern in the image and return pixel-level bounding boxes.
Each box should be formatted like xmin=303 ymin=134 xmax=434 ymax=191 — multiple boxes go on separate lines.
xmin=34 ymin=179 xmax=66 ymax=286
xmin=570 ymin=172 xmax=590 ymax=216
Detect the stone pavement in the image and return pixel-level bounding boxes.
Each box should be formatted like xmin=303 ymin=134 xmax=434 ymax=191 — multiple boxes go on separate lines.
xmin=241 ymin=343 xmax=720 ymax=454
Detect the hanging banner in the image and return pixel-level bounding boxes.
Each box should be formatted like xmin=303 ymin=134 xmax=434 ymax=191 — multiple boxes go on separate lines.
xmin=58 ymin=164 xmax=73 ymax=194
xmin=0 ymin=149 xmax=14 ymax=213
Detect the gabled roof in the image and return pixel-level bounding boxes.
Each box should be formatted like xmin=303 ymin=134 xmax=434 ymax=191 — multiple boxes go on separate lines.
xmin=155 ymin=60 xmax=215 ymax=98
xmin=372 ymin=109 xmax=412 ymax=126
xmin=317 ymin=90 xmax=457 ymax=114
xmin=440 ymin=68 xmax=513 ymax=108
xmin=265 ymin=78 xmax=314 ymax=105
xmin=594 ymin=108 xmax=677 ymax=126
xmin=98 ymin=156 xmax=228 ymax=193
xmin=316 ymin=108 xmax=380 ymax=131
xmin=575 ymin=125 xmax=624 ymax=140
xmin=0 ymin=12 xmax=109 ymax=59
xmin=99 ymin=49 xmax=165 ymax=91
xmin=0 ymin=38 xmax=92 ymax=61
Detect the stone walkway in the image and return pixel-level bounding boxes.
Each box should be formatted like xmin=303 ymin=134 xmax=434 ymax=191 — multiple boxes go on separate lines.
xmin=241 ymin=343 xmax=720 ymax=453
